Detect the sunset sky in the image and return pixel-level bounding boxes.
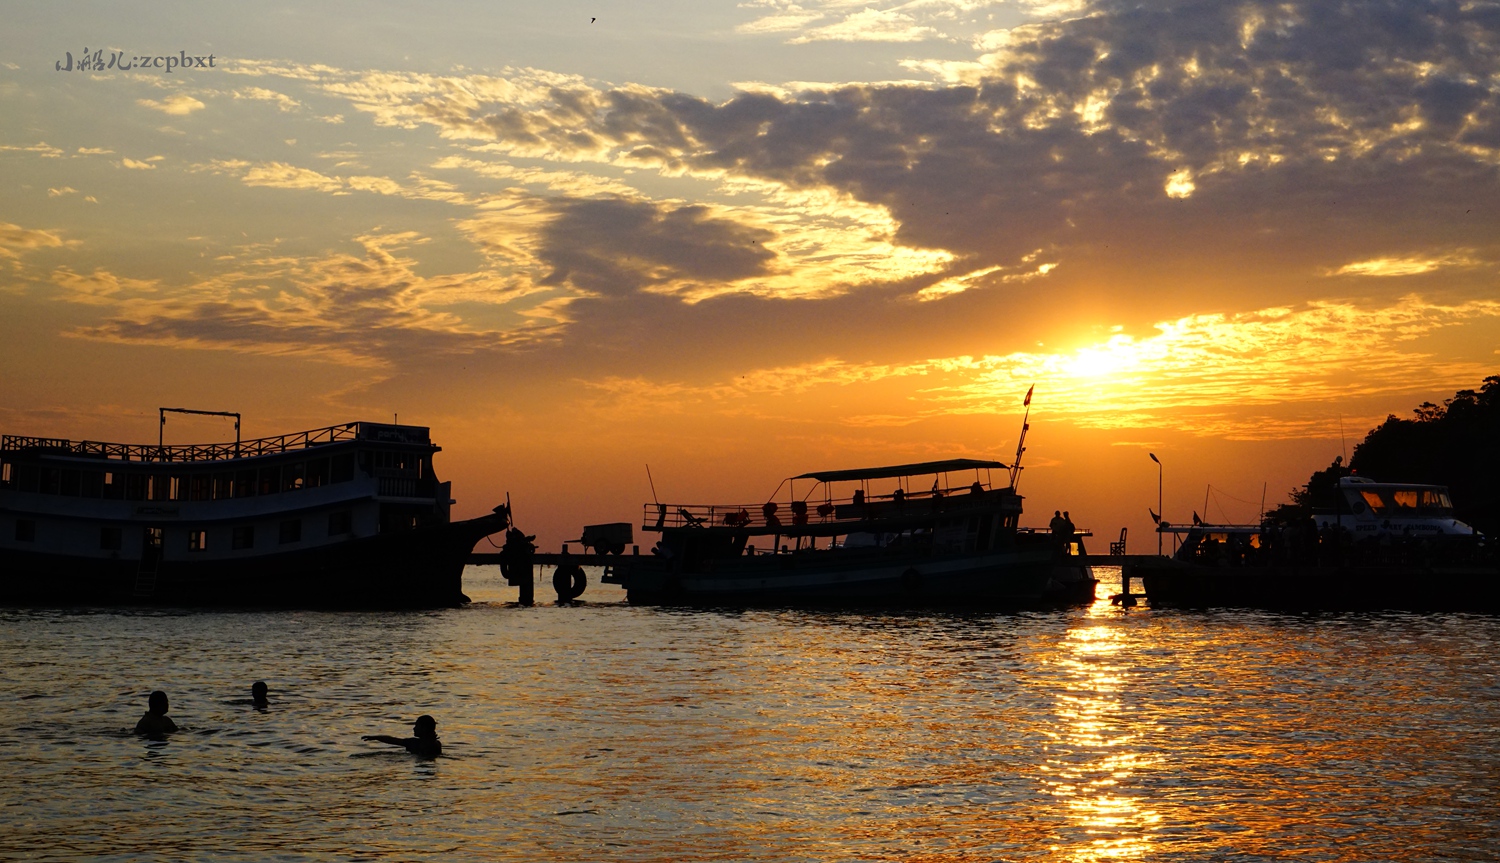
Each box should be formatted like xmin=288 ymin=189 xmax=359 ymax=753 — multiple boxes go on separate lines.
xmin=4 ymin=0 xmax=1498 ymax=548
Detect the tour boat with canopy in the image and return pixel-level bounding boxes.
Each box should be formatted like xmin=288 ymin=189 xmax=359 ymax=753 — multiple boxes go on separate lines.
xmin=601 ymin=457 xmax=1096 ymax=607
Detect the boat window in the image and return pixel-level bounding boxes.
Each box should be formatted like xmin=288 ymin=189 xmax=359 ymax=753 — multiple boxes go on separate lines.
xmin=15 ymin=519 xmax=36 ymax=542
xmin=259 ymin=466 xmax=281 ymax=496
xmin=103 ymin=471 xmax=124 ymax=500
xmin=330 ymin=454 xmax=355 ymax=483
xmin=125 ymin=473 xmax=147 ymax=501
xmin=188 ymin=530 xmax=208 ymax=552
xmin=0 ymin=460 xmax=10 ymax=487
xmin=282 ymin=462 xmax=305 ymax=492
xmin=100 ymin=527 xmax=122 ymax=550
xmin=306 ymin=457 xmax=330 ymax=488
xmin=1391 ymin=490 xmax=1418 ymax=510
xmin=1421 ymin=489 xmax=1453 ymax=512
xmin=17 ymin=464 xmax=39 ymax=493
xmin=82 ymin=471 xmax=104 ymax=498
xmin=212 ymin=473 xmax=233 ymax=500
xmin=189 ymin=475 xmax=210 ymax=501
xmin=41 ymin=468 xmax=60 ymax=495
xmin=234 ymin=469 xmax=256 ymax=498
xmin=60 ymin=469 xmax=81 ymax=497
xmin=232 ymin=525 xmax=255 ymax=550
xmin=279 ymin=519 xmax=301 ymax=544
xmin=149 ymin=474 xmax=171 ymax=502
xmin=1358 ymin=490 xmax=1387 ymax=515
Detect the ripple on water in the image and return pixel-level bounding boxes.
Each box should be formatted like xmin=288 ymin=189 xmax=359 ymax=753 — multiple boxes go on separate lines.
xmin=1 ymin=570 xmax=1498 ymax=861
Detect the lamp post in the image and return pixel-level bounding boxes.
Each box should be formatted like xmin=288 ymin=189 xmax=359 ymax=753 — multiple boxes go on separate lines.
xmin=1149 ymin=452 xmax=1162 ymax=556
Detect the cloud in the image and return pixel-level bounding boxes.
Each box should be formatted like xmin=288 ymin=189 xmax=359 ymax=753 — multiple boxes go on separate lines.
xmin=787 ymin=8 xmax=944 ymax=44
xmin=1329 ymin=252 xmax=1478 ymax=277
xmin=136 ymin=94 xmax=206 ymax=115
xmin=47 ymin=187 xmax=79 ymax=197
xmin=120 ymin=158 xmax=157 ymax=170
xmin=232 ymin=87 xmax=303 ymax=111
xmin=68 ymin=234 xmax=558 ymax=368
xmin=0 ymin=223 xmax=66 ymax=259
xmin=569 ymin=294 xmax=1500 ymax=440
xmin=0 ymin=142 xmax=64 ymax=157
xmin=288 ymin=0 xmax=1500 ymax=301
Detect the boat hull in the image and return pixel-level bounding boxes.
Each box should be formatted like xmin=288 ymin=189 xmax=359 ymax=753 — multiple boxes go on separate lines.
xmin=0 ymin=513 xmax=503 ymax=608
xmin=610 ymin=545 xmax=1072 ymax=608
xmin=1133 ymin=559 xmax=1500 ymax=612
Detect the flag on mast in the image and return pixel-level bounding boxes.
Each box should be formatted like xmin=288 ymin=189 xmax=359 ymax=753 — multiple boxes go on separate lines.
xmin=1023 ymin=385 xmax=1033 ymax=406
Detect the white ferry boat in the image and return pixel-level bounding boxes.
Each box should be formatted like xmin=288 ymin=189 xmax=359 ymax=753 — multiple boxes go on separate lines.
xmin=0 ymin=415 xmax=504 ymax=607
xmin=1128 ymin=476 xmax=1495 ymax=611
xmin=1315 ymin=476 xmax=1476 ymax=537
xmin=601 ymin=458 xmax=1096 ymax=607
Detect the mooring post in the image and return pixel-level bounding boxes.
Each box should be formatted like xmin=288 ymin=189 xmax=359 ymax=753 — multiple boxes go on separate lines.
xmin=518 ymin=563 xmax=534 ymax=606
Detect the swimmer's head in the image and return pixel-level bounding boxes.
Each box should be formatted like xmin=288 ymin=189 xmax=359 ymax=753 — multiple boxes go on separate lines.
xmin=251 ymin=681 xmax=268 ymax=702
xmin=414 ymin=714 xmax=437 ymax=739
xmin=148 ymin=690 xmax=169 ymax=715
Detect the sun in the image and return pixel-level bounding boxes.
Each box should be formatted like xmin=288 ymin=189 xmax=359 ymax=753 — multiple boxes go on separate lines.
xmin=1065 ymin=335 xmax=1141 ymax=379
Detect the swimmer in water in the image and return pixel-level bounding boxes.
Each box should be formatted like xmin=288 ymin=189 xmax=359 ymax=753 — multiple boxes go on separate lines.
xmin=362 ymin=714 xmax=441 ymax=759
xmin=251 ymin=681 xmax=269 ymax=709
xmin=134 ymin=690 xmax=178 ymax=736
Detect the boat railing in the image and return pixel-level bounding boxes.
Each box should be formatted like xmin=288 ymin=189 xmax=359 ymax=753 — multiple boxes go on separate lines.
xmin=1 ymin=423 xmax=365 ymax=463
xmin=642 ymin=486 xmax=1013 ymax=530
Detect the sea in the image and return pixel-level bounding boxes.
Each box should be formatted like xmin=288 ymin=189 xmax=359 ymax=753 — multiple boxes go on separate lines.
xmin=2 ymin=567 xmax=1497 ymax=862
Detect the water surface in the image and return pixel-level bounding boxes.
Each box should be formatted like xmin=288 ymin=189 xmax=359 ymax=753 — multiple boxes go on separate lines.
xmin=3 ymin=568 xmax=1497 ymax=861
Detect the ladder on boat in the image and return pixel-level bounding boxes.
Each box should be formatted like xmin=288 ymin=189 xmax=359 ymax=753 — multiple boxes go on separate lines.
xmin=133 ymin=551 xmax=161 ymax=598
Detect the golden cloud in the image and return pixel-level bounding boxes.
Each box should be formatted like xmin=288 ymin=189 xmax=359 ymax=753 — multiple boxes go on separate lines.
xmin=136 ymin=95 xmax=206 ymax=115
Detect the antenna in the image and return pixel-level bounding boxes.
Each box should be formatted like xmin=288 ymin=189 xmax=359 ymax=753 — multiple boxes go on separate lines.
xmin=1339 ymin=413 xmax=1346 ymax=462
xmin=646 ymin=464 xmax=660 ymax=505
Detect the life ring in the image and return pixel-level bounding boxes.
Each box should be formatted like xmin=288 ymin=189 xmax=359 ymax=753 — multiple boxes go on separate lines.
xmin=553 ymin=564 xmax=587 ymax=602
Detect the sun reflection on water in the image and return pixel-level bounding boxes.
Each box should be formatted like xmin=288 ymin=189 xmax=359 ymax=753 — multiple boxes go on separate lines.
xmin=1045 ymin=605 xmax=1162 ymax=861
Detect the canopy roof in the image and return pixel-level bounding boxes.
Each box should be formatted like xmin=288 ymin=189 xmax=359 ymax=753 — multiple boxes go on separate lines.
xmin=793 ymin=458 xmax=1007 ymax=483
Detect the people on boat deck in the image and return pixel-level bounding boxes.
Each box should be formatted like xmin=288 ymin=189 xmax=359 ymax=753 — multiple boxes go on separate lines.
xmin=1049 ymin=510 xmax=1067 ymax=534
xmin=1062 ymin=511 xmax=1076 ymax=537
xmin=362 ymin=714 xmax=441 ymax=759
xmin=251 ymin=681 xmax=269 ymax=709
xmin=852 ymin=489 xmax=865 ymax=506
xmin=790 ymin=500 xmax=809 ymax=525
xmin=892 ymin=488 xmax=905 ymax=506
xmin=970 ymin=481 xmax=984 ymax=495
xmin=134 ymin=690 xmax=178 ymax=736
xmin=762 ymin=501 xmax=781 ymax=528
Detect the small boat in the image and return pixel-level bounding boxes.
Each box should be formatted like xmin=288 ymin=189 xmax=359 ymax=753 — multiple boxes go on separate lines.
xmin=1128 ymin=476 xmax=1498 ymax=611
xmin=0 ymin=413 xmax=504 ymax=607
xmin=600 ymin=458 xmax=1096 ymax=607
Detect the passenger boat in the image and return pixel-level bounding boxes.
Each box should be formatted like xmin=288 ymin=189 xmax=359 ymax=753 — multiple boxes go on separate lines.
xmin=1128 ymin=476 xmax=1498 ymax=611
xmin=600 ymin=458 xmax=1096 ymax=607
xmin=0 ymin=413 xmax=504 ymax=607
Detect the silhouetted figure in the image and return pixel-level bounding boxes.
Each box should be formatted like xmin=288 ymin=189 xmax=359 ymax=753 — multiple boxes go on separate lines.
xmin=969 ymin=481 xmax=984 ymax=495
xmin=1049 ymin=510 xmax=1066 ymax=533
xmin=1062 ymin=511 xmax=1076 ymax=538
xmin=363 ymin=714 xmax=441 ymax=759
xmin=892 ymin=488 xmax=905 ymax=507
xmin=762 ymin=501 xmax=780 ymax=529
xmin=135 ymin=690 xmax=178 ymax=736
xmin=852 ymin=489 xmax=865 ymax=507
xmin=251 ymin=681 xmax=269 ymax=709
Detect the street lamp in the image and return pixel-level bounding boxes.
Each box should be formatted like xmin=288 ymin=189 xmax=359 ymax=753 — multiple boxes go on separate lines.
xmin=1149 ymin=452 xmax=1162 ymax=556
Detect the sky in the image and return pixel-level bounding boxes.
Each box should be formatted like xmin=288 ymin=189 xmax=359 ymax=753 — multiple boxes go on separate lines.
xmin=3 ymin=0 xmax=1498 ymax=549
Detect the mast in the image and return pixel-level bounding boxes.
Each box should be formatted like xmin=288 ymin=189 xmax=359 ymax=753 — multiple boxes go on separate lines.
xmin=1008 ymin=385 xmax=1033 ymax=490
